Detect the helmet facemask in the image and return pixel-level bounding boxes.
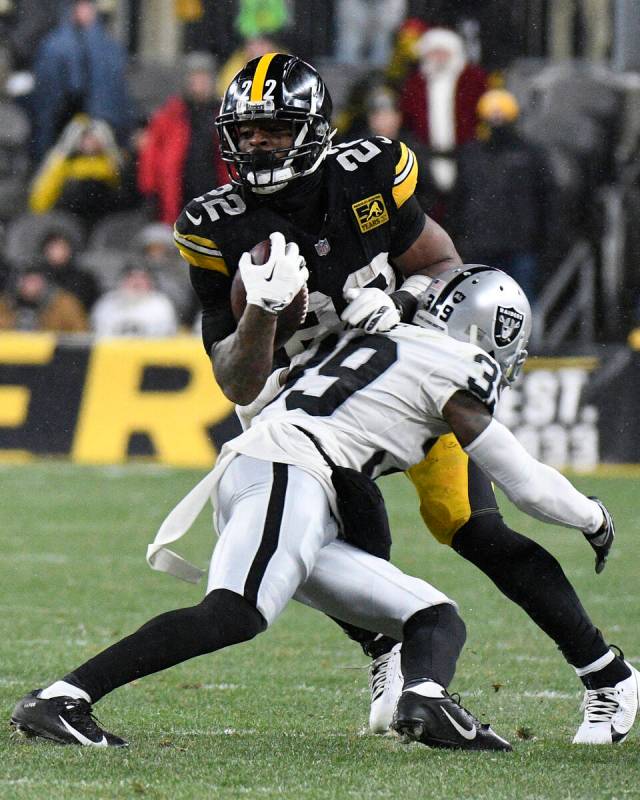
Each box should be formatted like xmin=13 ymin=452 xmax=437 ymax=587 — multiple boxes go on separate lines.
xmin=219 ymin=113 xmax=332 ymax=194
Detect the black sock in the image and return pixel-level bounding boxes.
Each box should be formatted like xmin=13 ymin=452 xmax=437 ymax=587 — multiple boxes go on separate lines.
xmin=63 ymin=589 xmax=266 ymax=703
xmin=452 ymin=513 xmax=608 ymax=668
xmin=582 ymin=655 xmax=632 ymax=689
xmin=329 ymin=617 xmax=399 ymax=659
xmin=401 ymin=604 xmax=466 ymax=689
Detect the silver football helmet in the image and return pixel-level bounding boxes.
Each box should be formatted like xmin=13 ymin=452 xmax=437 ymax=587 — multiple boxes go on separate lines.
xmin=413 ymin=265 xmax=532 ymax=384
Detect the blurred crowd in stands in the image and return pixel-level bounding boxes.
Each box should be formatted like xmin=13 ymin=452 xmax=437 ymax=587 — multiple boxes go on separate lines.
xmin=0 ymin=0 xmax=637 ymax=342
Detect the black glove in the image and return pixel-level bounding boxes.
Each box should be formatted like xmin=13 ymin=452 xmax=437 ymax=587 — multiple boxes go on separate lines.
xmin=583 ymin=497 xmax=615 ymax=574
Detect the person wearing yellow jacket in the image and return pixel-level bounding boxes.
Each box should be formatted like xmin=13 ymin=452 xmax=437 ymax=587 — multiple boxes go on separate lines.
xmin=29 ymin=114 xmax=121 ymax=223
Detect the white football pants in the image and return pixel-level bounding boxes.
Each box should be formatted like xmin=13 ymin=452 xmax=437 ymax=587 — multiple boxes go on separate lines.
xmin=209 ymin=455 xmax=453 ymax=639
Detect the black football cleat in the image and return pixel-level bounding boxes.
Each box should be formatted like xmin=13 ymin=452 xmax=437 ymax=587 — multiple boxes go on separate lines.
xmin=391 ymin=681 xmax=512 ymax=751
xmin=584 ymin=497 xmax=615 ymax=574
xmin=10 ymin=691 xmax=128 ymax=747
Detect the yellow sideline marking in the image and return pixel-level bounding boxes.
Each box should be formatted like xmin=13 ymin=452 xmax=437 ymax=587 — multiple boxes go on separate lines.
xmin=524 ymin=356 xmax=599 ymax=371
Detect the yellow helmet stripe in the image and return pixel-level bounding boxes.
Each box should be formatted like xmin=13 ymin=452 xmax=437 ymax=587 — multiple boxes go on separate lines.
xmin=250 ymin=52 xmax=278 ymax=101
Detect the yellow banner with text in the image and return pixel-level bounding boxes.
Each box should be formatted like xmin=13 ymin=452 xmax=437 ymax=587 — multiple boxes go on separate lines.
xmin=0 ymin=333 xmax=236 ymax=467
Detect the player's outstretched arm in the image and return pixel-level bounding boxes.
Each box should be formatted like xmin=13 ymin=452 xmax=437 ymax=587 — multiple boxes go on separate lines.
xmin=443 ymin=390 xmax=605 ymax=534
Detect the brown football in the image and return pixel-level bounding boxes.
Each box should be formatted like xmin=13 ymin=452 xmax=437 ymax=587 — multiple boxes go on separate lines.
xmin=230 ymin=238 xmax=309 ymax=348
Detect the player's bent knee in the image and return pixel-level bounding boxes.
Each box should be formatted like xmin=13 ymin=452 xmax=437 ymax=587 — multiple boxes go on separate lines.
xmin=199 ymin=588 xmax=267 ymax=647
xmin=404 ymin=603 xmax=467 ymax=649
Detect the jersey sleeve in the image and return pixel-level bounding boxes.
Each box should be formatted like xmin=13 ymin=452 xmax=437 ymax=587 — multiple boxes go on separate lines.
xmin=189 ymin=265 xmax=236 ymax=354
xmin=174 ymin=199 xmax=236 ymax=354
xmin=386 ymin=140 xmax=426 ymax=257
xmin=411 ymin=331 xmax=503 ymax=416
xmin=173 ymin=201 xmax=231 ymax=277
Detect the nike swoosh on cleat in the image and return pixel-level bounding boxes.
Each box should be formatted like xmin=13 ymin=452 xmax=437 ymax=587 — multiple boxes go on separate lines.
xmin=59 ymin=716 xmax=108 ymax=747
xmin=441 ymin=707 xmax=477 ymax=740
xmin=185 ymin=210 xmax=202 ymax=225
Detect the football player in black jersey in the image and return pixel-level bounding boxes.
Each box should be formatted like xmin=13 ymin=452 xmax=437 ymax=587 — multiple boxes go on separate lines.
xmin=170 ymin=53 xmax=628 ymax=743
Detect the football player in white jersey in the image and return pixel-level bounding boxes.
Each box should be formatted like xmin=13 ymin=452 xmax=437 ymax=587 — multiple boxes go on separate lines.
xmin=11 ymin=267 xmax=637 ymax=749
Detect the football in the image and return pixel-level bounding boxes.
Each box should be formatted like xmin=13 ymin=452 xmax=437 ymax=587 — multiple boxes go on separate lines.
xmin=230 ymin=238 xmax=309 ymax=348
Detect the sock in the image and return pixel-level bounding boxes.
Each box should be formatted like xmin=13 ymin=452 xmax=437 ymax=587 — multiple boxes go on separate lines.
xmin=577 ymin=649 xmax=632 ymax=689
xmin=61 ymin=589 xmax=265 ymax=703
xmin=401 ymin=604 xmax=466 ymax=689
xmin=402 ymin=679 xmax=446 ymax=697
xmin=453 ymin=512 xmax=608 ymax=667
xmin=329 ymin=617 xmax=399 ymax=659
xmin=39 ymin=680 xmax=91 ymax=703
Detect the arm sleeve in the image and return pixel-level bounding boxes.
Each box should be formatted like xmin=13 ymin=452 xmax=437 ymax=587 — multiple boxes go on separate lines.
xmin=464 ymin=418 xmax=603 ymax=533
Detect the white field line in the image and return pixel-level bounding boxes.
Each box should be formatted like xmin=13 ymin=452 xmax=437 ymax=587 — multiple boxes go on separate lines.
xmin=5 ymin=552 xmax=142 ymax=564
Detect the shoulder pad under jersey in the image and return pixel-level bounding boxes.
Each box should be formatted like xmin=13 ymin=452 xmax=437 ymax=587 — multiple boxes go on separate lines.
xmin=173 ymin=184 xmax=247 ymax=277
xmin=326 ymin=136 xmax=419 ymax=211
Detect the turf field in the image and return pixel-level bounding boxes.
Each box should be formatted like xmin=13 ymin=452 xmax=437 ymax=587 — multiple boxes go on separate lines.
xmin=1 ymin=463 xmax=639 ymax=800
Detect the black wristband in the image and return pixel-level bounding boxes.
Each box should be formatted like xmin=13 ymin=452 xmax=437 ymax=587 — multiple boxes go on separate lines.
xmin=391 ymin=290 xmax=419 ymax=322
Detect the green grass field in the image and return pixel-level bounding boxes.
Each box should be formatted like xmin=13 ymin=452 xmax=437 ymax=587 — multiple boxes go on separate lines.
xmin=1 ymin=463 xmax=639 ymax=800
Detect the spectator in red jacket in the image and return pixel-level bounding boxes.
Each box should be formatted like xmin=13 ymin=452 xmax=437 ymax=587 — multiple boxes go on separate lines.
xmin=399 ymin=27 xmax=487 ymax=208
xmin=137 ymin=52 xmax=227 ymax=225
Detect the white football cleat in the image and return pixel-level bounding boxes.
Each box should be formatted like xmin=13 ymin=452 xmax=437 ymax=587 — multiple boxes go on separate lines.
xmin=573 ymin=662 xmax=640 ymax=744
xmin=368 ymin=643 xmax=403 ymax=734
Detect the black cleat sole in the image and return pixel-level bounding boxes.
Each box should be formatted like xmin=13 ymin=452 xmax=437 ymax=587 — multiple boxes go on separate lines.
xmin=11 ymin=719 xmax=69 ymax=745
xmin=393 ymin=716 xmax=513 ymax=752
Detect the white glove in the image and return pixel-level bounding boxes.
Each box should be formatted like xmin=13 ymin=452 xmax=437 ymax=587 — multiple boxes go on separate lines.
xmin=239 ymin=231 xmax=308 ymax=314
xmin=341 ymin=287 xmax=401 ymax=333
xmin=235 ymin=367 xmax=289 ymax=431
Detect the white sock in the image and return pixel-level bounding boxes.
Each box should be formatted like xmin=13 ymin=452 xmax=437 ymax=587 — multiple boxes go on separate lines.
xmin=574 ymin=649 xmax=615 ymax=677
xmin=403 ymin=680 xmax=445 ymax=698
xmin=38 ymin=681 xmax=91 ymax=703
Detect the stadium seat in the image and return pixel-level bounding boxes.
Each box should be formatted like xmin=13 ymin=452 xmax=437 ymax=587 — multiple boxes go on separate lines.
xmin=77 ymin=247 xmax=129 ymax=292
xmin=128 ymin=59 xmax=182 ymax=117
xmin=3 ymin=211 xmax=86 ymax=268
xmin=0 ymin=100 xmax=30 ymax=221
xmin=87 ymin=209 xmax=154 ymax=252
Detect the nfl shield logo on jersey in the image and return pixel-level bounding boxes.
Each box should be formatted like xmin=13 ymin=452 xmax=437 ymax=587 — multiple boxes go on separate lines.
xmin=494 ymin=306 xmax=524 ymax=347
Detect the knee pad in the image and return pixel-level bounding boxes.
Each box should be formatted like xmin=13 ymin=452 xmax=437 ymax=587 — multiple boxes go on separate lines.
xmin=197 ymin=589 xmax=267 ymax=649
xmin=402 ymin=603 xmax=467 ymax=687
xmin=405 ymin=603 xmax=467 ymax=651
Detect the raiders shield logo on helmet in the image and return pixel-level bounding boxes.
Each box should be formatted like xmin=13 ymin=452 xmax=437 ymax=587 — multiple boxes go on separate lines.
xmin=495 ymin=306 xmax=524 ymax=347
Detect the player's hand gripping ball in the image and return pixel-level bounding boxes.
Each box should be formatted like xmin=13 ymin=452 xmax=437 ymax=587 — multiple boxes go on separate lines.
xmin=231 ymin=233 xmax=309 ymax=348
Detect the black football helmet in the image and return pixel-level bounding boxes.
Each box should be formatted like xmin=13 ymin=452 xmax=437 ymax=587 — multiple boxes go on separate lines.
xmin=216 ymin=53 xmax=333 ymax=193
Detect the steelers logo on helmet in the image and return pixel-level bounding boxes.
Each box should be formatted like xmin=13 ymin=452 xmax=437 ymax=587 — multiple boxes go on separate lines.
xmin=413 ymin=265 xmax=532 ymax=385
xmin=216 ymin=53 xmax=334 ymax=194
